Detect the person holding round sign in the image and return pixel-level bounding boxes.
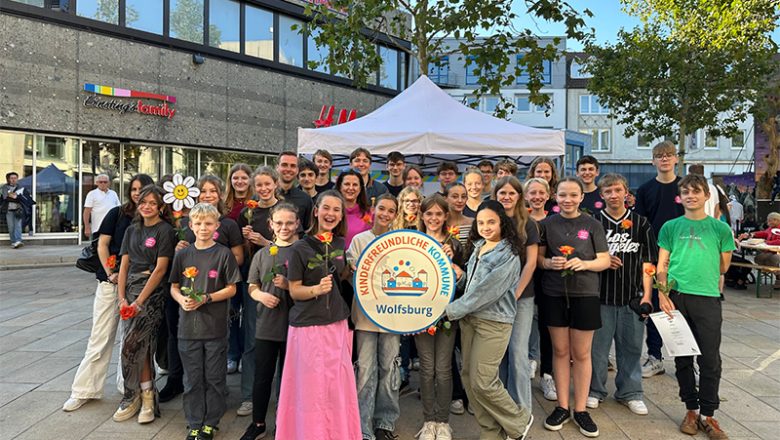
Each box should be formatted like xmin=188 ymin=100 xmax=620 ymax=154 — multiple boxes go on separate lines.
xmin=346 ymin=193 xmax=402 ymax=440
xmin=414 ymin=194 xmax=465 ymax=440
xmin=444 ymin=200 xmax=534 ymax=440
xmin=275 ymin=190 xmax=360 ymax=440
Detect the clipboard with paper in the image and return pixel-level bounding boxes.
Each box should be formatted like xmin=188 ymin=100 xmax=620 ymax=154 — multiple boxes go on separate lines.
xmin=649 ymin=311 xmax=701 ymax=358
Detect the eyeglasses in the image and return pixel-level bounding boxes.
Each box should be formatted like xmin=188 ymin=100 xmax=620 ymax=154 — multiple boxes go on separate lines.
xmin=653 ymin=153 xmax=676 ymax=160
xmin=404 ymin=199 xmax=421 ymax=204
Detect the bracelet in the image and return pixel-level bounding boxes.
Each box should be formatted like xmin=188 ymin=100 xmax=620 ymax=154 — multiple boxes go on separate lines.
xmin=206 ymin=293 xmax=213 ymax=304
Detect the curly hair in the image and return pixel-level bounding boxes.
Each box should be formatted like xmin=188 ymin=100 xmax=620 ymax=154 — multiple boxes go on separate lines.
xmin=465 ymin=200 xmax=524 ymax=258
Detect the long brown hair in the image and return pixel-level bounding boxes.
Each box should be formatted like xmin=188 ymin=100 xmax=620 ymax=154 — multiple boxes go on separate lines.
xmin=492 ymin=176 xmax=528 ymax=261
xmin=527 ymin=157 xmax=559 ymax=191
xmin=198 ymin=174 xmax=227 ymax=215
xmin=309 ymin=190 xmax=347 ymax=237
xmin=133 ymin=184 xmax=173 ymax=226
xmin=225 ymin=163 xmax=254 ymax=211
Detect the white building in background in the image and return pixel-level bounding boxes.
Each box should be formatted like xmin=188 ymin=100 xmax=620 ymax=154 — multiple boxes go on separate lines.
xmin=566 ymin=53 xmax=754 ymax=188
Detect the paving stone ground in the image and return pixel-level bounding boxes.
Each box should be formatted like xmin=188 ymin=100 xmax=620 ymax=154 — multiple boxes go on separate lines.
xmin=0 ymin=266 xmax=779 ymax=439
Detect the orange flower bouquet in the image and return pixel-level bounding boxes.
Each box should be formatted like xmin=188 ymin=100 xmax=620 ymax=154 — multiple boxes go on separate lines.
xmin=181 ymin=266 xmax=204 ymax=302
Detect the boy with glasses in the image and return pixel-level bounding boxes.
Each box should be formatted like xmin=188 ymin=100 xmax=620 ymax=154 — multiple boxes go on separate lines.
xmin=478 ymin=160 xmax=495 ymax=197
xmin=633 ymin=141 xmax=685 ymax=379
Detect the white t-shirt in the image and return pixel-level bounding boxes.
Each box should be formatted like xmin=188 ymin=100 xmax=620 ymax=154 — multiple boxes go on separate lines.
xmin=84 ymin=188 xmax=120 ymax=231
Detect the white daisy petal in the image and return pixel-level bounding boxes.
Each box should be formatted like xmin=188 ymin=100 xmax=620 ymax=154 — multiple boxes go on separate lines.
xmin=163 ymin=193 xmax=176 ymax=204
xmin=173 ymin=199 xmax=184 ymax=211
xmin=163 ymin=181 xmax=175 ymax=192
xmin=183 ymin=197 xmax=195 ymax=209
xmin=183 ymin=176 xmax=196 ymax=188
xmin=173 ymin=174 xmax=184 ymax=185
xmin=188 ymin=187 xmax=200 ymax=197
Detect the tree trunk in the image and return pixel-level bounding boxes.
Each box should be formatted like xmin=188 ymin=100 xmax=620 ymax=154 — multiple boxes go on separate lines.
xmin=677 ymin=123 xmax=687 ymax=176
xmin=758 ymin=115 xmax=779 ymax=198
xmin=415 ymin=0 xmax=428 ymax=76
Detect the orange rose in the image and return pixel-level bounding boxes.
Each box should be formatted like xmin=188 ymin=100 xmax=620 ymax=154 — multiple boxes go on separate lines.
xmin=362 ymin=212 xmax=373 ymax=224
xmin=245 ymin=199 xmax=259 ymax=210
xmin=427 ymin=326 xmax=437 ymax=336
xmin=119 ymin=303 xmax=137 ymax=320
xmin=620 ymin=219 xmax=633 ymax=230
xmin=183 ymin=266 xmax=199 ymax=279
xmin=173 ymin=210 xmax=183 ymax=219
xmin=406 ymin=214 xmax=416 ymax=223
xmin=316 ymin=232 xmax=334 ymax=245
xmin=558 ymin=245 xmax=575 ymax=256
xmin=106 ymin=255 xmax=117 ymax=270
xmin=447 ymin=225 xmax=460 ymax=237
xmin=644 ymin=264 xmax=657 ymax=277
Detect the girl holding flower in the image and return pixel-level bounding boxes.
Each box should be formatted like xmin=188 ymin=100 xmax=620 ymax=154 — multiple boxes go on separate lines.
xmin=445 ymin=182 xmax=473 ymax=245
xmin=537 ymin=177 xmax=610 ymax=437
xmin=414 ymin=194 xmax=464 ymax=440
xmin=336 ymin=169 xmax=372 ymax=249
xmin=64 ymin=174 xmax=154 ymax=413
xmin=113 ymin=185 xmax=176 ymax=424
xmin=241 ymin=202 xmax=300 ymax=440
xmin=277 ymin=190 xmax=360 ymax=440
xmin=392 ymin=186 xmax=423 ymax=231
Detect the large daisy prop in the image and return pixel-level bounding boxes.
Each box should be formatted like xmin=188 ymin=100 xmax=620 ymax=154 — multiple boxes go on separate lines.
xmin=163 ymin=174 xmax=200 ymax=211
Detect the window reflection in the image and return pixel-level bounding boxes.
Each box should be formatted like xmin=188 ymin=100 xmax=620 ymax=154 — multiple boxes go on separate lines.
xmin=379 ymin=46 xmax=398 ymax=90
xmin=0 ymin=132 xmax=34 ymax=235
xmin=209 ymin=0 xmax=240 ymax=52
xmin=200 ymin=150 xmax=267 ymax=184
xmin=82 ymin=140 xmax=121 ymax=199
xmin=123 ymin=145 xmax=161 ymax=188
xmin=307 ymin=28 xmax=329 ymax=73
xmin=126 ymin=0 xmax=162 ymax=35
xmin=170 ymin=0 xmax=204 ymax=44
xmin=166 ymin=147 xmax=198 ymax=178
xmin=33 ymin=136 xmax=80 ymax=233
xmin=11 ymin=0 xmax=44 ymax=6
xmin=279 ymin=16 xmax=303 ymax=67
xmin=245 ymin=4 xmax=274 ymax=60
xmin=77 ymin=0 xmax=119 ymax=24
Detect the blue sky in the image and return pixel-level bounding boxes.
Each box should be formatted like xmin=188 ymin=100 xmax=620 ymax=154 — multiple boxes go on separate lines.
xmin=509 ymin=0 xmax=780 ymax=52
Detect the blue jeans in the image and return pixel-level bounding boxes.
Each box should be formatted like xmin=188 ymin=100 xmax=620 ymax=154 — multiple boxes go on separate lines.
xmin=498 ymin=296 xmax=534 ymax=410
xmin=240 ymin=286 xmax=257 ymax=401
xmin=6 ymin=210 xmax=22 ymax=244
xmin=590 ymin=304 xmax=644 ymax=402
xmin=528 ymin=304 xmax=540 ymax=360
xmin=355 ymin=331 xmax=401 ymax=439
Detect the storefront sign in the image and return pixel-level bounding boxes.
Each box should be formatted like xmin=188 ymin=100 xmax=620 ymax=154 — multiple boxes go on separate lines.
xmin=353 ymin=230 xmax=455 ymax=334
xmin=82 ymin=84 xmax=176 ymax=119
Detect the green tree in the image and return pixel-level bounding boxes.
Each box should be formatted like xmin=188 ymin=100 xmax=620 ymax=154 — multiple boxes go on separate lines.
xmin=584 ymin=1 xmax=777 ymax=175
xmin=170 ymin=0 xmax=221 ymax=45
xmin=300 ymin=0 xmax=593 ymax=118
xmin=93 ymin=0 xmax=138 ymax=26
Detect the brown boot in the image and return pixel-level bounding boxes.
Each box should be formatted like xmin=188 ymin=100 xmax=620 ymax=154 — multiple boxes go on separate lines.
xmin=679 ymin=410 xmax=698 ymax=435
xmin=698 ymin=416 xmax=729 ymax=440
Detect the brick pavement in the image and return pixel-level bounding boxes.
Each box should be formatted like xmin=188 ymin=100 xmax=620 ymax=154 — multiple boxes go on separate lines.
xmin=0 ymin=266 xmax=779 ymax=439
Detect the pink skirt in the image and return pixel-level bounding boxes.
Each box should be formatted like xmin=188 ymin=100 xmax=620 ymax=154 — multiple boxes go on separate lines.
xmin=276 ymin=319 xmax=361 ymax=440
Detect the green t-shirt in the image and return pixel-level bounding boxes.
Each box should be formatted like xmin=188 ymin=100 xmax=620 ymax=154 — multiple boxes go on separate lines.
xmin=658 ymin=215 xmax=736 ymax=297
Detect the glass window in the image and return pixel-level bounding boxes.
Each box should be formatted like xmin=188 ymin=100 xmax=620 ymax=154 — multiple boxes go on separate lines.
xmin=307 ymin=28 xmax=330 ymax=73
xmin=209 ymin=0 xmax=240 ymax=52
xmin=379 ymin=46 xmax=399 ymax=90
xmin=704 ymin=131 xmax=719 ymax=149
xmin=541 ymin=60 xmax=552 ymax=84
xmin=515 ymin=95 xmax=530 ymax=112
xmin=170 ymin=0 xmax=204 ymax=44
xmin=483 ymin=96 xmax=500 ymax=114
xmin=400 ymin=52 xmax=407 ymax=89
xmin=517 ymin=54 xmax=530 ymax=84
xmin=11 ymin=0 xmax=44 ymax=6
xmin=584 ymin=129 xmax=610 ymax=152
xmin=637 ymin=132 xmax=652 ymax=149
xmin=77 ymin=0 xmax=119 ymax=24
xmin=731 ymin=130 xmax=745 ymax=149
xmin=463 ymin=95 xmax=478 ymax=109
xmin=165 ymin=147 xmax=199 ymax=177
xmin=533 ymin=94 xmax=554 ymax=112
xmin=34 ymin=136 xmax=80 ymax=233
xmin=570 ymin=59 xmax=591 ymax=79
xmin=465 ymin=55 xmax=479 ymax=85
xmin=123 ymin=145 xmax=161 ymax=189
xmin=0 ymin=131 xmax=34 ymax=235
xmin=126 ymin=0 xmax=162 ymax=34
xmin=245 ymin=4 xmax=274 ymax=60
xmin=81 ymin=140 xmax=121 ymax=199
xmin=428 ymin=56 xmax=449 ymax=84
xmin=279 ymin=15 xmax=304 ymax=67
xmin=580 ymin=95 xmax=609 ymax=115
xmin=200 ymin=150 xmax=267 ymax=184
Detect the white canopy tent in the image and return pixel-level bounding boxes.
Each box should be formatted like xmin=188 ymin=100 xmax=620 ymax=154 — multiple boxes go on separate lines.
xmin=297 ymin=75 xmax=565 ymax=162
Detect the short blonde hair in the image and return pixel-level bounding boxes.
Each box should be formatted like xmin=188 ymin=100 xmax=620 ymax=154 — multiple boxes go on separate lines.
xmin=767 ymin=212 xmax=780 ymax=222
xmin=188 ymin=203 xmax=220 ymax=222
xmin=523 ymin=177 xmax=550 ymax=195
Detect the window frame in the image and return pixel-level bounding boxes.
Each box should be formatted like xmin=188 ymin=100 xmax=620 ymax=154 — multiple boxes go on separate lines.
xmin=516 ymin=54 xmax=552 ymax=85
xmin=730 ymin=129 xmax=746 ymax=150
xmin=579 ymin=95 xmax=609 ymax=115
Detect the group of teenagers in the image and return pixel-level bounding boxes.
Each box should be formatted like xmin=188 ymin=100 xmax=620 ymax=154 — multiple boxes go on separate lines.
xmin=60 ymin=141 xmax=736 ymax=440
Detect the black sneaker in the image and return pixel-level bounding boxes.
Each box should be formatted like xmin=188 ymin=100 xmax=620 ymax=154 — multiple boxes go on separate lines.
xmin=544 ymin=406 xmax=571 ymax=431
xmin=573 ymin=411 xmax=599 ymax=437
xmin=197 ymin=425 xmax=218 ymax=440
xmin=374 ymin=428 xmax=398 ymax=440
xmin=185 ymin=429 xmax=199 ymax=440
xmin=240 ymin=422 xmax=267 ymax=440
xmin=159 ymin=377 xmax=184 ymax=403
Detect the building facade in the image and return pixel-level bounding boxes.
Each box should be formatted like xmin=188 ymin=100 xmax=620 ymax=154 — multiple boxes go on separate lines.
xmin=1 ymin=0 xmax=409 ymax=243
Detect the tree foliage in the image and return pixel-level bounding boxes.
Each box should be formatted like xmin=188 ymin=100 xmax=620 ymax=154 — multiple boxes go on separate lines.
xmin=300 ymin=0 xmax=593 ymax=119
xmin=584 ymin=1 xmax=777 ymax=174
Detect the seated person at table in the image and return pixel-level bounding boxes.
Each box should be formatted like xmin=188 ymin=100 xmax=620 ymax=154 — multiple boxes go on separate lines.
xmin=738 ymin=212 xmax=780 ymax=285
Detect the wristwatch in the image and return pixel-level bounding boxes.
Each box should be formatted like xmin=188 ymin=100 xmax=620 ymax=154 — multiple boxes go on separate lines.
xmin=206 ymin=293 xmax=213 ymax=304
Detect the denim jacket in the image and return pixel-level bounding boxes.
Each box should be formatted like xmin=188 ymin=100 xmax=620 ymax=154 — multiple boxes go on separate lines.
xmin=446 ymin=238 xmax=521 ymax=324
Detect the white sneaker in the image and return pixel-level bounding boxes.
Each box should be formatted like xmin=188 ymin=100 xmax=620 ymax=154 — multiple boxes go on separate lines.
xmin=586 ymin=396 xmax=600 ymax=409
xmin=237 ymin=401 xmax=253 ymax=416
xmin=435 ymin=422 xmax=453 ymax=440
xmin=450 ymin=399 xmax=465 ymax=415
xmin=641 ymin=356 xmax=665 ymax=378
xmin=415 ymin=421 xmax=437 ymax=440
xmin=622 ymin=400 xmax=648 ymax=415
xmin=62 ymin=397 xmax=89 ymax=412
xmin=540 ymin=373 xmax=558 ymax=401
xmin=529 ymin=360 xmax=538 ymax=378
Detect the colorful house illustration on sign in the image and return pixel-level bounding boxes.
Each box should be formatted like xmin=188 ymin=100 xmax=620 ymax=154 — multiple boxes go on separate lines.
xmin=382 ymin=267 xmax=428 ymax=296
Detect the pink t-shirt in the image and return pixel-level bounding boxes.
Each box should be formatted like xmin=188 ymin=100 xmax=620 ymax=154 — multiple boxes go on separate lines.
xmin=345 ymin=204 xmax=372 ymax=249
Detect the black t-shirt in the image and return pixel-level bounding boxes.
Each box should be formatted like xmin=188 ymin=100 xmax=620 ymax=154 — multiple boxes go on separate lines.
xmin=183 ymin=215 xmax=243 ymax=249
xmin=247 ymin=243 xmax=295 ymax=341
xmin=315 ymin=180 xmax=335 ymax=195
xmin=463 ymin=204 xmax=477 ymax=218
xmin=95 ymin=206 xmax=133 ymax=282
xmin=581 ymin=189 xmax=605 ymax=215
xmin=286 ymin=235 xmax=350 ymax=327
xmin=385 ymin=181 xmax=404 ymax=197
xmin=236 ymin=204 xmax=275 ymax=255
xmin=596 ymin=210 xmax=658 ymax=306
xmin=169 ymin=244 xmax=242 ymax=340
xmin=520 ymin=219 xmax=541 ymax=299
xmin=634 ymin=176 xmax=685 ymax=237
xmin=281 ymin=187 xmax=313 ymax=232
xmin=539 ymin=214 xmax=609 ymax=298
xmin=119 ymin=221 xmax=176 ymax=275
